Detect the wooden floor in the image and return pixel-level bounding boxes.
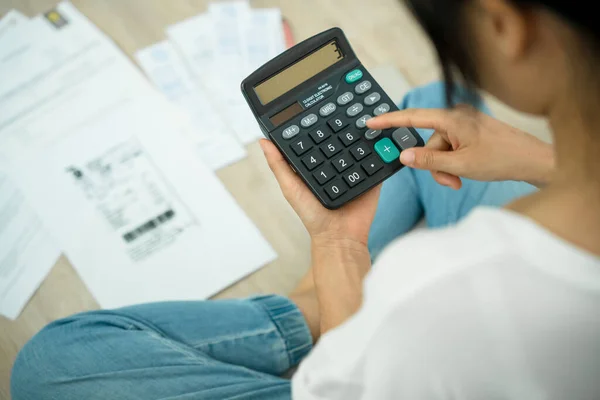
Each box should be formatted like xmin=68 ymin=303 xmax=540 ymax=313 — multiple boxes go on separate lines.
xmin=0 ymin=1 xmax=551 ymax=398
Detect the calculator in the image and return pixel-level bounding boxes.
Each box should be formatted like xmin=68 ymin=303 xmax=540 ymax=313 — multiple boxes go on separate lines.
xmin=241 ymin=28 xmax=424 ymax=209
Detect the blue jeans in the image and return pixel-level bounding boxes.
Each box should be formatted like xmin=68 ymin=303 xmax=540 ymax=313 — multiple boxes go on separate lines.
xmin=11 ymin=82 xmax=535 ymax=400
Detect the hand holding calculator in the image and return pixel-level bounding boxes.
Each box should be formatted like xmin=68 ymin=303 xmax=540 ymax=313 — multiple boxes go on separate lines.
xmin=241 ymin=28 xmax=424 ymax=209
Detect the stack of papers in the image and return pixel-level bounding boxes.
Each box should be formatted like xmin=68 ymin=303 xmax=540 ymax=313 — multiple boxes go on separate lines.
xmin=0 ymin=1 xmax=283 ymax=319
xmin=136 ymin=0 xmax=287 ymax=167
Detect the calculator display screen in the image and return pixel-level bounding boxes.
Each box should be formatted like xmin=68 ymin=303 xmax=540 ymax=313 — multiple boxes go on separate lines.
xmin=254 ymin=40 xmax=344 ymax=105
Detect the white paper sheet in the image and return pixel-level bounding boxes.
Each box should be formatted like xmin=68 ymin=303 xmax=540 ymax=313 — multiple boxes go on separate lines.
xmin=167 ymin=7 xmax=266 ymax=144
xmin=0 ymin=9 xmax=27 ymax=35
xmin=135 ymin=41 xmax=246 ymax=170
xmin=11 ymin=96 xmax=277 ymax=308
xmin=0 ymin=9 xmax=61 ymax=320
xmin=2 ymin=2 xmax=277 ymax=308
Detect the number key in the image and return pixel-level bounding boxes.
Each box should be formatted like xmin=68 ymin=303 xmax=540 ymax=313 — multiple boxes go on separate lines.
xmin=350 ymin=143 xmax=372 ymax=161
xmin=309 ymin=126 xmax=331 ymax=144
xmin=327 ymin=115 xmax=349 ymax=133
xmin=343 ymin=168 xmax=366 ymax=188
xmin=333 ymin=154 xmax=354 ymax=172
xmin=320 ymin=138 xmax=343 ymax=158
xmin=290 ymin=137 xmax=313 ymax=156
xmin=313 ymin=164 xmax=335 ymax=185
xmin=302 ymin=151 xmax=324 ymax=171
xmin=339 ymin=130 xmax=360 ymax=147
xmin=324 ymin=179 xmax=348 ymax=200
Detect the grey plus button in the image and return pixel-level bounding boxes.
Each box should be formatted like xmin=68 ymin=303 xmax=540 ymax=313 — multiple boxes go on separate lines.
xmin=300 ymin=113 xmax=318 ymax=128
xmin=282 ymin=125 xmax=300 ymax=140
xmin=355 ymin=80 xmax=372 ymax=94
xmin=356 ymin=114 xmax=372 ymax=129
xmin=337 ymin=92 xmax=354 ymax=106
xmin=374 ymin=103 xmax=391 ymax=116
xmin=346 ymin=103 xmax=364 ymax=117
xmin=364 ymin=92 xmax=381 ymax=106
xmin=392 ymin=128 xmax=419 ymax=150
xmin=319 ymin=102 xmax=337 ymax=117
xmin=365 ymin=129 xmax=382 ymax=140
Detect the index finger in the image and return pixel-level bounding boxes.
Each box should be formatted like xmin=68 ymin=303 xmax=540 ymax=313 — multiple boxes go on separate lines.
xmin=366 ymin=108 xmax=457 ymax=132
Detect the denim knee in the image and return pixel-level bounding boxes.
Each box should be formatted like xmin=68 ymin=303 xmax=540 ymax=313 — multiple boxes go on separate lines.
xmin=11 ymin=321 xmax=67 ymax=400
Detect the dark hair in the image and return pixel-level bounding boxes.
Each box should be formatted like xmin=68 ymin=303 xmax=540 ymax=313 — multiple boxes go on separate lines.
xmin=404 ymin=0 xmax=600 ymax=105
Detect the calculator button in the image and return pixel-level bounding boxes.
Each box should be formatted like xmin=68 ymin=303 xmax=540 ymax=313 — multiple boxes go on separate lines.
xmin=324 ymin=179 xmax=348 ymax=200
xmin=343 ymin=168 xmax=366 ymax=188
xmin=302 ymin=151 xmax=325 ymax=170
xmin=346 ymin=103 xmax=364 ymax=117
xmin=337 ymin=92 xmax=354 ymax=106
xmin=282 ymin=125 xmax=300 ymax=140
xmin=333 ymin=154 xmax=354 ymax=172
xmin=327 ymin=115 xmax=349 ymax=132
xmin=309 ymin=125 xmax=331 ymax=144
xmin=350 ymin=143 xmax=372 ymax=161
xmin=345 ymin=69 xmax=363 ymax=83
xmin=291 ymin=137 xmax=313 ymax=156
xmin=362 ymin=156 xmax=384 ymax=176
xmin=313 ymin=164 xmax=336 ymax=185
xmin=339 ymin=130 xmax=360 ymax=147
xmin=320 ymin=138 xmax=343 ymax=158
xmin=319 ymin=102 xmax=337 ymax=117
xmin=364 ymin=92 xmax=381 ymax=106
xmin=365 ymin=129 xmax=382 ymax=140
xmin=301 ymin=114 xmax=318 ymax=128
xmin=374 ymin=103 xmax=391 ymax=116
xmin=355 ymin=114 xmax=372 ymax=129
xmin=392 ymin=128 xmax=419 ymax=150
xmin=374 ymin=137 xmax=400 ymax=164
xmin=355 ymin=80 xmax=372 ymax=94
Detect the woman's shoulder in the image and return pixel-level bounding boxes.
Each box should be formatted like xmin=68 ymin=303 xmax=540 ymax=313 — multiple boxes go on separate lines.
xmin=366 ymin=206 xmax=600 ymax=305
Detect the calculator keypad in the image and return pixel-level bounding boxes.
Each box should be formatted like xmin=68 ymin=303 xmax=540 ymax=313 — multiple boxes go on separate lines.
xmin=339 ymin=130 xmax=360 ymax=147
xmin=333 ymin=154 xmax=354 ymax=172
xmin=309 ymin=126 xmax=331 ymax=144
xmin=302 ymin=151 xmax=325 ymax=170
xmin=324 ymin=179 xmax=348 ymax=200
xmin=320 ymin=138 xmax=343 ymax=158
xmin=273 ymin=68 xmax=422 ymax=207
xmin=343 ymin=168 xmax=366 ymax=188
xmin=350 ymin=143 xmax=372 ymax=161
xmin=314 ymin=164 xmax=336 ymax=185
xmin=291 ymin=137 xmax=313 ymax=156
xmin=346 ymin=103 xmax=363 ymax=117
xmin=337 ymin=92 xmax=354 ymax=106
xmin=327 ymin=115 xmax=349 ymax=132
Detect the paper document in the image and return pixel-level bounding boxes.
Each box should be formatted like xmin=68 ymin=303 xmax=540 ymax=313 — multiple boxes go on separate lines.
xmin=0 ymin=9 xmax=61 ymax=320
xmin=135 ymin=41 xmax=246 ymax=170
xmin=167 ymin=3 xmax=286 ymax=145
xmin=11 ymin=97 xmax=277 ymax=308
xmin=2 ymin=2 xmax=276 ymax=308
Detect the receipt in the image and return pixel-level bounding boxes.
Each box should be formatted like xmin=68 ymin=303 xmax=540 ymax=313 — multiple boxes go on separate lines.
xmin=168 ymin=9 xmax=265 ymax=144
xmin=136 ymin=41 xmax=246 ymax=170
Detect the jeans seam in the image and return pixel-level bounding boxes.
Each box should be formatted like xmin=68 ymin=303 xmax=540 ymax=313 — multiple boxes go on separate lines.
xmin=148 ymin=332 xmax=271 ymax=380
xmin=251 ymin=296 xmax=312 ymax=369
xmin=189 ymin=328 xmax=277 ymax=348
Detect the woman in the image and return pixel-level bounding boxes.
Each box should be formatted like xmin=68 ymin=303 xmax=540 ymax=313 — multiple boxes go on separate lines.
xmin=11 ymin=0 xmax=600 ymax=398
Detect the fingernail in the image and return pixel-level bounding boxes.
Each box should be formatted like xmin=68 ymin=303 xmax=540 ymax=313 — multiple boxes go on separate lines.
xmin=400 ymin=150 xmax=415 ymax=165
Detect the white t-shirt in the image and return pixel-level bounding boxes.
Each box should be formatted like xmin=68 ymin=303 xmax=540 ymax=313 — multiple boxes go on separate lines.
xmin=292 ymin=207 xmax=600 ymax=400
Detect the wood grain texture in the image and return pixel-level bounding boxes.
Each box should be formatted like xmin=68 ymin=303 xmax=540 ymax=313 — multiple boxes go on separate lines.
xmin=0 ymin=1 xmax=551 ymax=398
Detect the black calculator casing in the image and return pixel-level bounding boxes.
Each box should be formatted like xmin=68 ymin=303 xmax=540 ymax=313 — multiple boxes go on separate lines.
xmin=241 ymin=28 xmax=424 ymax=209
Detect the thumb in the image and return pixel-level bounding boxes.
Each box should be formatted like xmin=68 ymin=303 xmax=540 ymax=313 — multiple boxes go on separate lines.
xmin=399 ymin=147 xmax=459 ymax=174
